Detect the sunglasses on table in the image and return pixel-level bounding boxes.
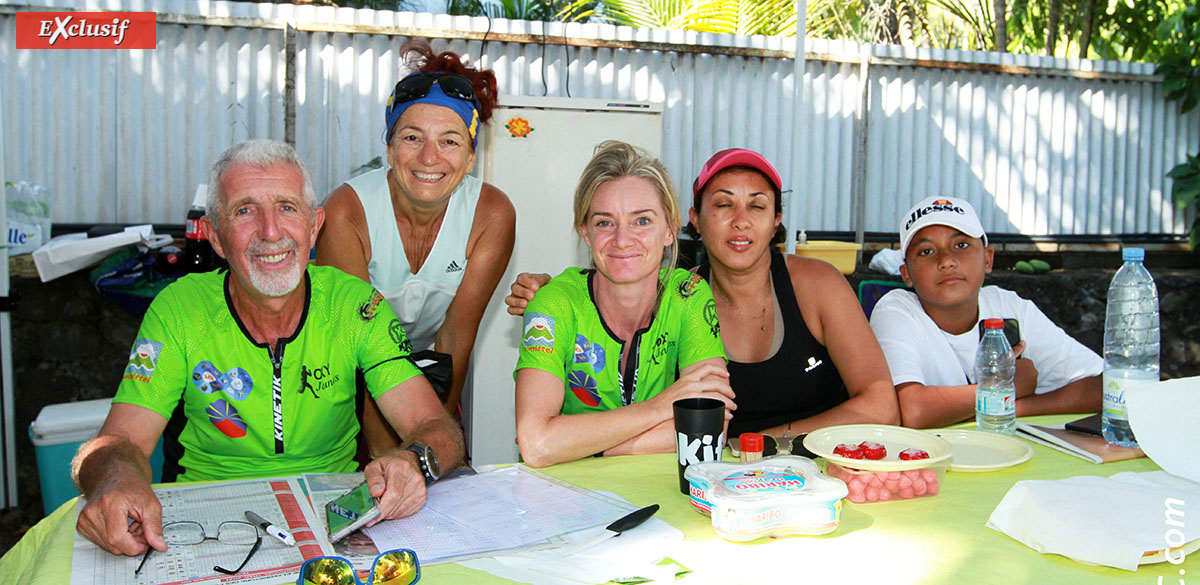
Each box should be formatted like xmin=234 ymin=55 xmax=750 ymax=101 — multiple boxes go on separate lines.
xmin=134 ymin=520 xmax=262 ymax=576
xmin=298 ymin=549 xmax=421 ymax=585
xmin=390 ymin=72 xmax=476 ymax=105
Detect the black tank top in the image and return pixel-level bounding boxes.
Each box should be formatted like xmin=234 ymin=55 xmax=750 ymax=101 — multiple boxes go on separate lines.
xmin=699 ymin=251 xmax=848 ymax=437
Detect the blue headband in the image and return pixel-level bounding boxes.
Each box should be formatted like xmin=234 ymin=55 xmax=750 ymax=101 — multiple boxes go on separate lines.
xmin=384 ymin=81 xmax=480 ymax=149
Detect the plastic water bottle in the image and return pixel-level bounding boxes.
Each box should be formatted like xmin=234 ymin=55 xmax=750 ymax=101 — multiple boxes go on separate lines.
xmin=1102 ymin=247 xmax=1159 ymax=447
xmin=975 ymin=318 xmax=1016 ymax=435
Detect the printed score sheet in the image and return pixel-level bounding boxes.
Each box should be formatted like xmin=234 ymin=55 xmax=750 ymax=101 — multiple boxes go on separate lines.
xmin=70 ymin=477 xmax=327 ymax=585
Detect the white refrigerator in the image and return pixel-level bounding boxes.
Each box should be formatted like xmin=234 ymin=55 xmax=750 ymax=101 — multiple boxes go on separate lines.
xmin=464 ymin=96 xmax=663 ymax=465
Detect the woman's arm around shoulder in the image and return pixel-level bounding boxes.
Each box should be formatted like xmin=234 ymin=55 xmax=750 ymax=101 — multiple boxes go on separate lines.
xmin=434 ymin=182 xmax=516 ymax=414
xmin=783 ymin=255 xmax=900 ymax=428
xmin=315 ymin=183 xmax=372 ymax=281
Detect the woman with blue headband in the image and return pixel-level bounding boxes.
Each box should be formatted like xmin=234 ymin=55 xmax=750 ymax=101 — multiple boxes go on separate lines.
xmin=317 ymin=40 xmax=515 ymax=460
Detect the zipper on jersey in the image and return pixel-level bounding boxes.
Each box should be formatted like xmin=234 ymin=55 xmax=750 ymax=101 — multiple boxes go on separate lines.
xmin=271 ymin=340 xmax=286 ymax=454
xmin=621 ymin=329 xmax=649 ymax=407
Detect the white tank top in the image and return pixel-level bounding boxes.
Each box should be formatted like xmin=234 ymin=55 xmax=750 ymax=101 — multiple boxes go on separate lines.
xmin=344 ymin=168 xmax=482 ymax=351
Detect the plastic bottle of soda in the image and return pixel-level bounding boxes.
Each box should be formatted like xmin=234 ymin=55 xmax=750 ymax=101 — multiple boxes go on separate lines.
xmin=184 ymin=205 xmax=213 ymax=273
xmin=975 ymin=318 xmax=1016 ymax=435
xmin=1101 ymin=247 xmax=1159 ymax=447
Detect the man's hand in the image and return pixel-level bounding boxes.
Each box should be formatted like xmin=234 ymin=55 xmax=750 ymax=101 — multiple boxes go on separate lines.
xmin=363 ymin=450 xmax=427 ymax=523
xmin=504 ymin=273 xmax=551 ymax=316
xmin=76 ymin=473 xmax=165 ymax=557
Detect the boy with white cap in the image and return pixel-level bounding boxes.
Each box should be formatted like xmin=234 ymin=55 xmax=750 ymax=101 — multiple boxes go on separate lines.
xmin=869 ymin=196 xmax=1101 ymax=429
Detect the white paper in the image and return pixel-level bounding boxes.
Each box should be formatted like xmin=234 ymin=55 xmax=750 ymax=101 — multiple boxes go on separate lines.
xmin=459 ymin=492 xmax=683 ymax=585
xmin=360 ymin=466 xmax=635 ymax=566
xmin=1126 ymin=376 xmax=1200 ymax=483
xmin=71 ymin=477 xmax=324 ymax=585
xmin=987 ymin=471 xmax=1200 ymax=571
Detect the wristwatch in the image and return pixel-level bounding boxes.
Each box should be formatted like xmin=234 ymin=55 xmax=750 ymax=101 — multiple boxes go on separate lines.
xmin=404 ymin=443 xmax=441 ymax=482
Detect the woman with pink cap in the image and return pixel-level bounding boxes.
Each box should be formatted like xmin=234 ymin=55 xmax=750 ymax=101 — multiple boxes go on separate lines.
xmin=508 ymin=148 xmax=897 ymax=445
xmin=318 ymin=40 xmax=516 ymax=459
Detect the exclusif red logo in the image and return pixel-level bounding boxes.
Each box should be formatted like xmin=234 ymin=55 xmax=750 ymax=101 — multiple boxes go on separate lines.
xmin=15 ymin=12 xmax=156 ymax=49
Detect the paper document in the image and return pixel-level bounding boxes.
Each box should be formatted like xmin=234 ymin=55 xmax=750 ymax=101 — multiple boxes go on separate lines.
xmin=357 ymin=466 xmax=636 ymax=566
xmin=71 ymin=477 xmax=324 ymax=585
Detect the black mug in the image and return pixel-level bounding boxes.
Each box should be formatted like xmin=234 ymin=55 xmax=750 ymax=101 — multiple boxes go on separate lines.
xmin=673 ymin=397 xmax=726 ymax=495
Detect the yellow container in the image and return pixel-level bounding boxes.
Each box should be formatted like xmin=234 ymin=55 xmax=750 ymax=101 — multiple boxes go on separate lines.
xmin=777 ymin=241 xmax=862 ymax=275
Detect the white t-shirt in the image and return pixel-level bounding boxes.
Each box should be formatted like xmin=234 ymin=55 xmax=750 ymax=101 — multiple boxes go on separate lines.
xmin=869 ymin=286 xmax=1102 ymax=394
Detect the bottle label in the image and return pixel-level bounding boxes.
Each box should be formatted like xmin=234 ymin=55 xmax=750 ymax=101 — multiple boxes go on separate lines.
xmin=976 ymin=388 xmax=1014 ymax=416
xmin=185 ymin=218 xmax=204 ymax=240
xmin=1102 ymin=371 xmax=1155 ymax=421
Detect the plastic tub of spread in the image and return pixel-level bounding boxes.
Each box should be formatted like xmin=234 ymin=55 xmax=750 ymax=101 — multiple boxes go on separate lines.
xmin=803 ymin=424 xmax=953 ymax=504
xmin=683 ymin=455 xmax=849 ymax=541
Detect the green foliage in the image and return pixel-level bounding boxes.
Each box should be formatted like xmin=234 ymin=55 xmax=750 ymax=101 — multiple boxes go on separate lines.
xmin=446 ymin=0 xmax=593 ymax=21
xmin=1167 ymin=155 xmax=1200 ymax=250
xmin=1156 ymin=3 xmax=1200 ymax=249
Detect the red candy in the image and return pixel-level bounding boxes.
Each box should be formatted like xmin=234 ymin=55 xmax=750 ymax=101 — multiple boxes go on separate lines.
xmin=858 ymin=441 xmax=887 ymax=460
xmin=899 ymin=448 xmax=930 ymax=461
xmin=833 ymin=443 xmax=865 ymax=459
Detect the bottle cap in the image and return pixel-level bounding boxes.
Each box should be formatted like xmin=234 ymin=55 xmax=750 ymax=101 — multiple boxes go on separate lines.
xmin=739 ymin=432 xmax=765 ymax=453
xmin=1122 ymin=247 xmax=1144 ymax=262
xmin=983 ymin=318 xmax=1004 ymax=330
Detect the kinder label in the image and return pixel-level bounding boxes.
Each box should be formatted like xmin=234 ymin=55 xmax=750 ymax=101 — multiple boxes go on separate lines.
xmin=16 ymin=12 xmax=156 ymax=49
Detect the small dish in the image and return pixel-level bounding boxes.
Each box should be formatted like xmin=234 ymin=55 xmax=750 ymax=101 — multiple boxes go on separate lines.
xmin=925 ymin=429 xmax=1033 ymax=472
xmin=803 ymin=424 xmax=953 ymax=471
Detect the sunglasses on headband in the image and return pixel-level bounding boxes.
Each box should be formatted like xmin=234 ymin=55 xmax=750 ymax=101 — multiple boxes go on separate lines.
xmin=390 ymin=72 xmax=476 ymax=106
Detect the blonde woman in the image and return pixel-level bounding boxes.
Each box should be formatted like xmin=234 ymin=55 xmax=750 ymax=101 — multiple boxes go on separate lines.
xmin=514 ymin=141 xmax=734 ymax=467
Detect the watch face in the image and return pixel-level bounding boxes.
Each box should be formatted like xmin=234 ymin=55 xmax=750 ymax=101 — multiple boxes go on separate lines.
xmin=410 ymin=444 xmax=440 ymax=481
xmin=425 ymin=447 xmax=440 ymax=480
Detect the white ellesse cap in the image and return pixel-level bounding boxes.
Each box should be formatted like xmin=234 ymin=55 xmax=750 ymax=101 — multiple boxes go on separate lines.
xmin=899 ymin=196 xmax=988 ymax=258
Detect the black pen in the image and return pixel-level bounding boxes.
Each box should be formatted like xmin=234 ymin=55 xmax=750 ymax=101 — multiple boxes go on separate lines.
xmin=245 ymin=510 xmax=295 ymax=546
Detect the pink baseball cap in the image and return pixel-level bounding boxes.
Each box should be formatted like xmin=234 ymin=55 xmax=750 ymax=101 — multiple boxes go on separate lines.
xmin=692 ymin=148 xmax=783 ymax=204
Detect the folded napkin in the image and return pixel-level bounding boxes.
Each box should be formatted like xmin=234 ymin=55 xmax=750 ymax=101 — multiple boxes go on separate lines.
xmin=987 ymin=471 xmax=1200 ymax=571
xmin=1127 ymin=376 xmax=1200 ymax=483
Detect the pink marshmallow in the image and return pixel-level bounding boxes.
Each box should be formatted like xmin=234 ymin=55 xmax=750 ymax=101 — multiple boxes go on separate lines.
xmin=898 ymin=487 xmax=915 ymax=499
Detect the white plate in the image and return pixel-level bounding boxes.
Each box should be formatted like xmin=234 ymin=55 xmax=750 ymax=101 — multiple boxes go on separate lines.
xmin=1141 ymin=539 xmax=1200 ymax=565
xmin=803 ymin=424 xmax=953 ymax=471
xmin=925 ymin=429 xmax=1033 ymax=472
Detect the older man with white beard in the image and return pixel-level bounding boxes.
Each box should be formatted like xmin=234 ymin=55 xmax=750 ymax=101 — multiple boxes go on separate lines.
xmin=71 ymin=140 xmax=463 ymax=557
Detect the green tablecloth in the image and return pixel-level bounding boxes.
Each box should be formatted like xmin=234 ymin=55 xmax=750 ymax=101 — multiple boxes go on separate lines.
xmin=3 ymin=417 xmax=1195 ymax=584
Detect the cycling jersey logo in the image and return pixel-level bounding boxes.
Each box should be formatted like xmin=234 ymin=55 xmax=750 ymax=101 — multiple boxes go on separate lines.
xmin=703 ymin=299 xmax=720 ymax=338
xmin=388 ymin=319 xmax=413 ymax=354
xmin=678 ymin=273 xmax=703 ymax=299
xmin=573 ymin=335 xmax=606 ymax=372
xmin=522 ymin=312 xmax=555 ymax=354
xmin=359 ymin=291 xmax=385 ymax=322
xmin=206 ymin=398 xmax=247 ymax=438
xmin=567 ymin=370 xmax=601 ymax=407
xmin=191 ymin=362 xmax=254 ymax=401
xmin=123 ymin=338 xmax=162 ymax=383
xmin=300 ymin=363 xmax=340 ymax=398
xmin=650 ymin=332 xmax=672 ymax=366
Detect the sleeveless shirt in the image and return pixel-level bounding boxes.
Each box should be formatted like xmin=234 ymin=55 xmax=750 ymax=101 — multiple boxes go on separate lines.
xmin=699 ymin=251 xmax=848 ymax=437
xmin=344 ymin=168 xmax=482 ymax=352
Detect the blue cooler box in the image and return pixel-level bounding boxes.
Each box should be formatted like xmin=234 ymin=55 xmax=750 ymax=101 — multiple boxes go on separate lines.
xmin=29 ymin=398 xmax=164 ymax=516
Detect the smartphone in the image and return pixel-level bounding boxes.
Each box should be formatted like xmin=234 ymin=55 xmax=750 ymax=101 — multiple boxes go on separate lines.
xmin=1065 ymin=413 xmax=1103 ymax=436
xmin=326 ymin=480 xmax=381 ymax=543
xmin=978 ymin=318 xmax=1021 ymax=349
